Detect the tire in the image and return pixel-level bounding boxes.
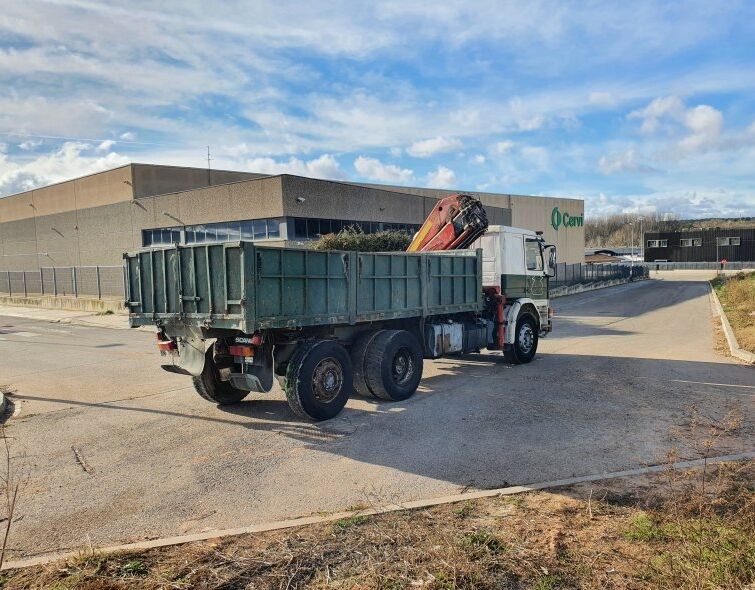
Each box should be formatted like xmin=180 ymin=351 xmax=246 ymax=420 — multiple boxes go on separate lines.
xmin=192 ymin=348 xmax=249 ymax=405
xmin=365 ymin=330 xmax=423 ymax=401
xmin=350 ymin=330 xmax=382 ymax=397
xmin=505 ymin=313 xmax=538 ymax=364
xmin=284 ymin=340 xmax=352 ymax=421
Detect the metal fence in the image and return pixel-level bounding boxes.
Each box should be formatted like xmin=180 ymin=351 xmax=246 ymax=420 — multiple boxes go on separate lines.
xmin=640 ymin=261 xmax=755 ymax=271
xmin=551 ymin=262 xmax=649 ymax=289
xmin=0 ymin=266 xmax=124 ymax=299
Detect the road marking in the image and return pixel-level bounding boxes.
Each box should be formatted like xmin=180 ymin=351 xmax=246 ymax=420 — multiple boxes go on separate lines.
xmin=670 ymin=379 xmax=755 ymax=390
xmin=5 ymin=451 xmax=753 ymax=571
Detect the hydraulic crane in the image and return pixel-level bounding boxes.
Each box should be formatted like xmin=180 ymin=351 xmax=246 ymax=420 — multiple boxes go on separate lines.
xmin=406 ymin=194 xmax=489 ymax=252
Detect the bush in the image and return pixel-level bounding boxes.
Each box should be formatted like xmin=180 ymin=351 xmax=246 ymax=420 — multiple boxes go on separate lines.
xmin=312 ymin=227 xmax=412 ymax=252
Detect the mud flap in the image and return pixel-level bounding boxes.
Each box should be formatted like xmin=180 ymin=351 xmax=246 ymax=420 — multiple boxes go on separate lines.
xmin=160 ymin=335 xmax=210 ymax=377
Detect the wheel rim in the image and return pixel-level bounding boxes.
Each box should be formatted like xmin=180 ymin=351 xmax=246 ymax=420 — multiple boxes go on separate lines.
xmin=391 ymin=347 xmax=415 ymax=386
xmin=312 ymin=357 xmax=343 ymax=403
xmin=518 ymin=323 xmax=535 ymax=354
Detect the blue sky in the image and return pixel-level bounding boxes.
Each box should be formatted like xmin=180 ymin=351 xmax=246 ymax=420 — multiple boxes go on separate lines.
xmin=0 ymin=1 xmax=753 ymax=217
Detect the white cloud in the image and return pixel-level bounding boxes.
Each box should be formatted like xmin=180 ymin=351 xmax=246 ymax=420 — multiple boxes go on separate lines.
xmin=598 ymin=148 xmax=656 ymax=175
xmin=406 ymin=136 xmax=463 ymax=158
xmin=18 ymin=139 xmax=43 ymax=151
xmin=628 ymin=96 xmax=685 ymax=133
xmin=679 ymin=104 xmax=723 ymax=151
xmin=471 ymin=154 xmax=486 ymax=164
xmin=119 ymin=132 xmax=136 ymax=141
xmin=389 ymin=146 xmax=403 ymax=157
xmin=588 ymin=91 xmax=617 ymax=108
xmin=353 ymin=156 xmax=414 ymax=183
xmin=97 ymin=139 xmax=116 ymax=151
xmin=0 ymin=141 xmax=129 ymax=195
xmin=245 ymin=154 xmax=344 ymax=179
xmin=425 ymin=165 xmax=456 ymax=188
xmin=490 ymin=140 xmax=514 ymax=156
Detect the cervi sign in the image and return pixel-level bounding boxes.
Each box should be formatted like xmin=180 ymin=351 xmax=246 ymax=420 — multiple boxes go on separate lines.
xmin=551 ymin=207 xmax=583 ymax=231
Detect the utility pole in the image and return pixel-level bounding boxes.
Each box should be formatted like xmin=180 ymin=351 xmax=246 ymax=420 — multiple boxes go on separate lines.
xmin=207 ymin=145 xmax=213 ymax=187
xmin=629 ymin=221 xmax=634 ymax=278
xmin=638 ymin=216 xmax=644 ymax=262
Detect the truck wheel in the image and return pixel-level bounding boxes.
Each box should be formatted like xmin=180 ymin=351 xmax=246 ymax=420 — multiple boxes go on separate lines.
xmin=284 ymin=340 xmax=352 ymax=421
xmin=365 ymin=330 xmax=423 ymax=401
xmin=192 ymin=349 xmax=249 ymax=405
xmin=350 ymin=330 xmax=382 ymax=397
xmin=505 ymin=313 xmax=538 ymax=364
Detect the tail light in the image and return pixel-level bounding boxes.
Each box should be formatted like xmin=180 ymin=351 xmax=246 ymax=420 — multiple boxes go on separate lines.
xmin=548 ymin=307 xmax=555 ymax=318
xmin=229 ymin=345 xmax=255 ymax=357
xmin=156 ymin=332 xmax=177 ymax=352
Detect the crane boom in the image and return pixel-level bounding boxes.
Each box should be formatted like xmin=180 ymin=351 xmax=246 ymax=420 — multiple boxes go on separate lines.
xmin=406 ymin=194 xmax=489 ymax=252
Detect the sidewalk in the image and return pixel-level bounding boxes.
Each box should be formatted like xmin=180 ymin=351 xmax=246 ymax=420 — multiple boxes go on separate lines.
xmin=0 ymin=304 xmax=135 ymax=330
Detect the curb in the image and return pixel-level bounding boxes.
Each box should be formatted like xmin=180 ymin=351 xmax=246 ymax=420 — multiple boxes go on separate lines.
xmin=4 ymin=451 xmax=753 ymax=571
xmin=551 ymin=275 xmax=649 ymax=298
xmin=709 ymin=282 xmax=755 ymax=364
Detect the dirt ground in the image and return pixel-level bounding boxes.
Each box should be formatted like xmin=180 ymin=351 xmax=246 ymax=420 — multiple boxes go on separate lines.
xmin=2 ymin=456 xmax=752 ymax=590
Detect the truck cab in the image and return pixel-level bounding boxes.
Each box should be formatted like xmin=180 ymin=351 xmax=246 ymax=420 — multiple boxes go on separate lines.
xmin=474 ymin=225 xmax=556 ymax=362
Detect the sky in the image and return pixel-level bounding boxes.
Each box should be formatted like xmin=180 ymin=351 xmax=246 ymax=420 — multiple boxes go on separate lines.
xmin=0 ymin=1 xmax=754 ymax=218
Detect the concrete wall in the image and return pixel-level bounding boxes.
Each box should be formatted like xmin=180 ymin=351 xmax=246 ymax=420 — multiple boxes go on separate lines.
xmin=283 ymin=176 xmax=511 ymax=227
xmin=509 ymin=195 xmax=584 ymax=266
xmin=131 ymin=164 xmax=265 ymax=198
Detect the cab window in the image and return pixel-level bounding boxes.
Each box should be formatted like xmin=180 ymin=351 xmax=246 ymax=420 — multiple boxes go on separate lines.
xmin=525 ymin=240 xmax=543 ymax=271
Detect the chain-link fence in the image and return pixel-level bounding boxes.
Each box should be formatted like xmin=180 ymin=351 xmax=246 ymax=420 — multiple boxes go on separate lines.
xmin=551 ymin=262 xmax=649 ymax=289
xmin=0 ymin=266 xmax=124 ymax=299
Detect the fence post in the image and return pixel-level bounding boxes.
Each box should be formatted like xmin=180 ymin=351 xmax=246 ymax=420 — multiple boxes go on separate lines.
xmin=96 ymin=266 xmax=102 ymax=300
xmin=40 ymin=268 xmax=44 ymax=295
xmin=22 ymin=271 xmax=27 ymax=297
xmin=72 ymin=267 xmax=78 ymax=298
xmin=52 ymin=267 xmax=57 ymax=296
xmin=6 ymin=271 xmax=10 ymax=296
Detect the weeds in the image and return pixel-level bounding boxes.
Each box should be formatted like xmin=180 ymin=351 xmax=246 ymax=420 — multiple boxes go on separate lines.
xmin=312 ymin=227 xmax=411 ymax=252
xmin=712 ymin=271 xmax=755 ymax=352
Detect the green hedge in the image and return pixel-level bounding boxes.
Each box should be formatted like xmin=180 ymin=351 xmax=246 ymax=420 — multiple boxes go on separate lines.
xmin=312 ymin=227 xmax=412 ymax=252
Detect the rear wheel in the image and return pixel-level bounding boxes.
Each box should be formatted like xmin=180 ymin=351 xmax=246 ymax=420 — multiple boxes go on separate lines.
xmin=350 ymin=330 xmax=382 ymax=397
xmin=192 ymin=348 xmax=249 ymax=405
xmin=365 ymin=330 xmax=423 ymax=401
xmin=284 ymin=340 xmax=352 ymax=421
xmin=505 ymin=313 xmax=538 ymax=364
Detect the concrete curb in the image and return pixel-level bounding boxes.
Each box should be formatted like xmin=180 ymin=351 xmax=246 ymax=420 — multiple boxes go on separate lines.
xmin=4 ymin=450 xmax=753 ymax=571
xmin=551 ymin=275 xmax=648 ymax=298
xmin=709 ymin=282 xmax=755 ymax=364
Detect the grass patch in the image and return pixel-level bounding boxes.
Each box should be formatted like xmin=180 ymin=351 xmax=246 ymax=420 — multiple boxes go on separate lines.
xmin=712 ymin=271 xmax=755 ymax=353
xmin=622 ymin=512 xmax=667 ymax=542
xmin=3 ymin=461 xmax=752 ymax=589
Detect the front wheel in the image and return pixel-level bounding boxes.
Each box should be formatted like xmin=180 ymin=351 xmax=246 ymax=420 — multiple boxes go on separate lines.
xmin=192 ymin=348 xmax=249 ymax=405
xmin=284 ymin=340 xmax=352 ymax=421
xmin=505 ymin=313 xmax=539 ymax=364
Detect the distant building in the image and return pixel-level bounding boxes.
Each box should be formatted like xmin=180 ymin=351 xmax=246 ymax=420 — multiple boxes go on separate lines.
xmin=643 ymin=227 xmax=755 ymax=262
xmin=0 ymin=163 xmax=585 ymax=270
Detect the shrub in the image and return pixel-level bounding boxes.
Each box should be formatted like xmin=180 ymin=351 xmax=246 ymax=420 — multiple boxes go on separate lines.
xmin=312 ymin=227 xmax=412 ymax=252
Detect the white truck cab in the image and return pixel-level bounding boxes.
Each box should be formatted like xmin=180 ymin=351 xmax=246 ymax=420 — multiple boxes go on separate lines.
xmin=473 ymin=225 xmax=556 ymax=362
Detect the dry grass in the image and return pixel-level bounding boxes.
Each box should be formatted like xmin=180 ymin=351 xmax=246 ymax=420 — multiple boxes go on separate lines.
xmin=712 ymin=272 xmax=755 ymax=353
xmin=1 ymin=459 xmax=752 ymax=590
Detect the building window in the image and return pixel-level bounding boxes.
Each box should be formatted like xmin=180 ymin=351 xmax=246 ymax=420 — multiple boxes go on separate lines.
xmin=143 ymin=218 xmax=283 ymax=247
xmin=289 ymin=217 xmax=420 ymax=240
xmin=680 ymin=238 xmax=702 ymax=247
xmin=659 ymin=239 xmax=668 ymax=247
xmin=717 ymin=237 xmax=741 ymax=246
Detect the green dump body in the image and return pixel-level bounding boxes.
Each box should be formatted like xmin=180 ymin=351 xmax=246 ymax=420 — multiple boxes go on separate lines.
xmin=124 ymin=243 xmax=483 ymax=333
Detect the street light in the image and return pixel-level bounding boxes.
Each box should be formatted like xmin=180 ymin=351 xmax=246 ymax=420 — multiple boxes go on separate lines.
xmin=638 ymin=216 xmax=644 ymax=262
xmin=628 ymin=221 xmax=634 ymax=277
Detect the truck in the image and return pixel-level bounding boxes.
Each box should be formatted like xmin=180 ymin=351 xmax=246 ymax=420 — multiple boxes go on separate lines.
xmin=124 ymin=195 xmax=557 ymax=421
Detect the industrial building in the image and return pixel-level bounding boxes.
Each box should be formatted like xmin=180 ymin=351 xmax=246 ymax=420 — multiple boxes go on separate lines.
xmin=644 ymin=227 xmax=755 ymax=262
xmin=0 ymin=164 xmax=585 ymax=272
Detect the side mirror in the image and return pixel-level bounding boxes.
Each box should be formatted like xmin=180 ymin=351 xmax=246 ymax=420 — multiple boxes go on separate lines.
xmin=544 ymin=245 xmax=557 ymax=277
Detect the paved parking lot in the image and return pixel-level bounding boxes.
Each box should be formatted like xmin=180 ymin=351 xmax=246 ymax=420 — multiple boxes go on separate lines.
xmin=1 ymin=273 xmax=752 ymax=559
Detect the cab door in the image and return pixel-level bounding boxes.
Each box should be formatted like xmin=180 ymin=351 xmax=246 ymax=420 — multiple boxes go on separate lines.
xmin=524 ymin=238 xmax=547 ymax=299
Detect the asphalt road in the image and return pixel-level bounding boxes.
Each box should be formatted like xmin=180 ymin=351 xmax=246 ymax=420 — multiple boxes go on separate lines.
xmin=2 ymin=274 xmax=753 ymax=559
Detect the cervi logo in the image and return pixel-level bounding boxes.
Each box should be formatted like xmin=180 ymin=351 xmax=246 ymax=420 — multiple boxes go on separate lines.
xmin=551 ymin=207 xmax=583 ymax=231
